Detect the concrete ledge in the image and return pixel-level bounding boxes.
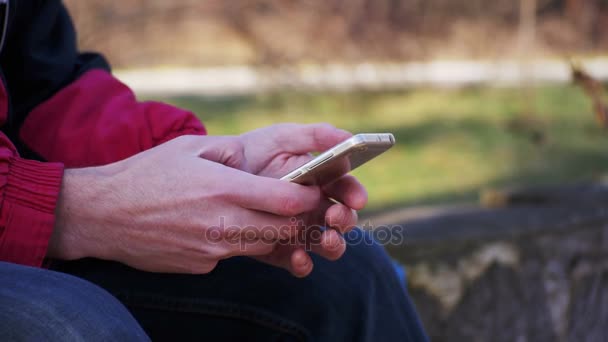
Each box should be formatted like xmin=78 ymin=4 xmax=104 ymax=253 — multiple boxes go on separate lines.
xmin=382 ymin=185 xmax=608 ymax=341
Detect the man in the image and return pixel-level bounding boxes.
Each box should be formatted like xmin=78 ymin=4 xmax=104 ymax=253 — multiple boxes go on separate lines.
xmin=0 ymin=1 xmax=428 ymax=340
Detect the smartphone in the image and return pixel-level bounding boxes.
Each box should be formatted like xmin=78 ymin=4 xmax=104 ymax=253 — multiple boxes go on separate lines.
xmin=280 ymin=133 xmax=395 ymax=185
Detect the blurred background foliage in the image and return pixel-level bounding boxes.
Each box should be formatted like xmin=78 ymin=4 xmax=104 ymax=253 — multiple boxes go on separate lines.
xmin=64 ymin=1 xmax=608 ymax=214
xmin=157 ymin=85 xmax=608 ymax=213
xmin=65 ymin=0 xmax=608 ymax=67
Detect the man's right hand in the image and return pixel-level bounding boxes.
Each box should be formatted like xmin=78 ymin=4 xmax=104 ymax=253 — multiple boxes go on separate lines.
xmin=49 ymin=135 xmax=325 ymax=275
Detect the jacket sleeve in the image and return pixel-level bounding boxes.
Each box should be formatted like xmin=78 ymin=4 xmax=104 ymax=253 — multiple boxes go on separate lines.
xmin=0 ymin=146 xmax=64 ymax=266
xmin=1 ymin=0 xmax=205 ymax=168
xmin=0 ymin=127 xmax=64 ymax=266
xmin=0 ymin=0 xmax=200 ymax=267
xmin=20 ymin=69 xmax=206 ymax=168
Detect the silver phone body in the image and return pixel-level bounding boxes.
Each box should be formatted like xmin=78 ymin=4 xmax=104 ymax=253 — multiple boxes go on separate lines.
xmin=280 ymin=133 xmax=395 ymax=185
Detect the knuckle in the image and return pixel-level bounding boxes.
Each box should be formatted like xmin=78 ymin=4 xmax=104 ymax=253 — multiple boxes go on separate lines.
xmin=269 ymin=123 xmax=294 ymax=145
xmin=278 ymin=194 xmax=304 ymax=216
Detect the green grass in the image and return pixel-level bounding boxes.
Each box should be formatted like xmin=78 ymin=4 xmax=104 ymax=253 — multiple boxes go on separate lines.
xmin=155 ymin=85 xmax=608 ymax=213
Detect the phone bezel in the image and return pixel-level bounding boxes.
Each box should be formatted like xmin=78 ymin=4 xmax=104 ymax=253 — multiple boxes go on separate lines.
xmin=280 ymin=133 xmax=395 ymax=183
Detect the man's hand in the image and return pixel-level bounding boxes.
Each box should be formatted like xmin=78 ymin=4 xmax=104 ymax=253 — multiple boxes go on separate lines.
xmin=240 ymin=123 xmax=368 ymax=275
xmin=49 ymin=135 xmax=326 ymax=275
xmin=49 ymin=123 xmax=368 ymax=277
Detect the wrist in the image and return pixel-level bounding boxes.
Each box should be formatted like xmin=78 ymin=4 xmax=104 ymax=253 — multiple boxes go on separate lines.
xmin=50 ymin=164 xmax=119 ymax=260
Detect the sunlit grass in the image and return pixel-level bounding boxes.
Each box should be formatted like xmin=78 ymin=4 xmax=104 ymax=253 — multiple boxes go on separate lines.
xmin=156 ymin=85 xmax=608 ymax=212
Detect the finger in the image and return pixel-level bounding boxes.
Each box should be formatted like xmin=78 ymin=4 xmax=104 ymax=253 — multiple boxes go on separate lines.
xmin=322 ymin=175 xmax=368 ymax=210
xmin=253 ymin=246 xmax=313 ymax=278
xmin=295 ymin=198 xmax=356 ymax=234
xmin=256 ymin=154 xmax=313 ymax=179
xmin=212 ymin=209 xmax=302 ymax=241
xmin=272 ymin=123 xmax=352 ymax=155
xmin=296 ymin=224 xmax=346 ymax=260
xmin=299 ymin=197 xmax=334 ymax=227
xmin=286 ymin=227 xmax=346 ymax=263
xmin=231 ymin=173 xmax=323 ymax=217
xmin=308 ymin=229 xmax=346 ymax=261
xmin=290 ymin=248 xmax=314 ymax=277
xmin=325 ymin=203 xmax=358 ymax=234
xmin=255 ymin=229 xmax=344 ymax=276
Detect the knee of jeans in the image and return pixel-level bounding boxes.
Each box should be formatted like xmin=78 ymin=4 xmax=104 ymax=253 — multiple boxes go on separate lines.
xmin=343 ymin=227 xmax=398 ymax=272
xmin=309 ymin=228 xmax=402 ymax=294
xmin=0 ymin=264 xmax=148 ymax=341
xmin=292 ymin=228 xmax=405 ymax=332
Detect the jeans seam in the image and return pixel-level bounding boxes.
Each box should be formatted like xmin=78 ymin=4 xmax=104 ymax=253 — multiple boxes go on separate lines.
xmin=116 ymin=292 xmax=310 ymax=341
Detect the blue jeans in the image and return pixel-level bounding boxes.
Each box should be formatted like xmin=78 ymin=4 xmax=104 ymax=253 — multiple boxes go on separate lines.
xmin=4 ymin=229 xmax=428 ymax=341
xmin=0 ymin=261 xmax=149 ymax=341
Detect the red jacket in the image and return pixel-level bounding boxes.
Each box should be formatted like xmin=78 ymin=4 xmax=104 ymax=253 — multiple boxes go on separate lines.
xmin=0 ymin=0 xmax=206 ymax=266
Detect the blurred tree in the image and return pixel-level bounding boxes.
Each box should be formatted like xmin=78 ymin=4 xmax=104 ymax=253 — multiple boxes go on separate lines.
xmin=64 ymin=0 xmax=608 ymax=68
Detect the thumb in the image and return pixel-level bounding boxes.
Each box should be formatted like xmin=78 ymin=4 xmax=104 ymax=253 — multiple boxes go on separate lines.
xmin=268 ymin=123 xmax=352 ymax=155
xmin=239 ymin=123 xmax=351 ymax=174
